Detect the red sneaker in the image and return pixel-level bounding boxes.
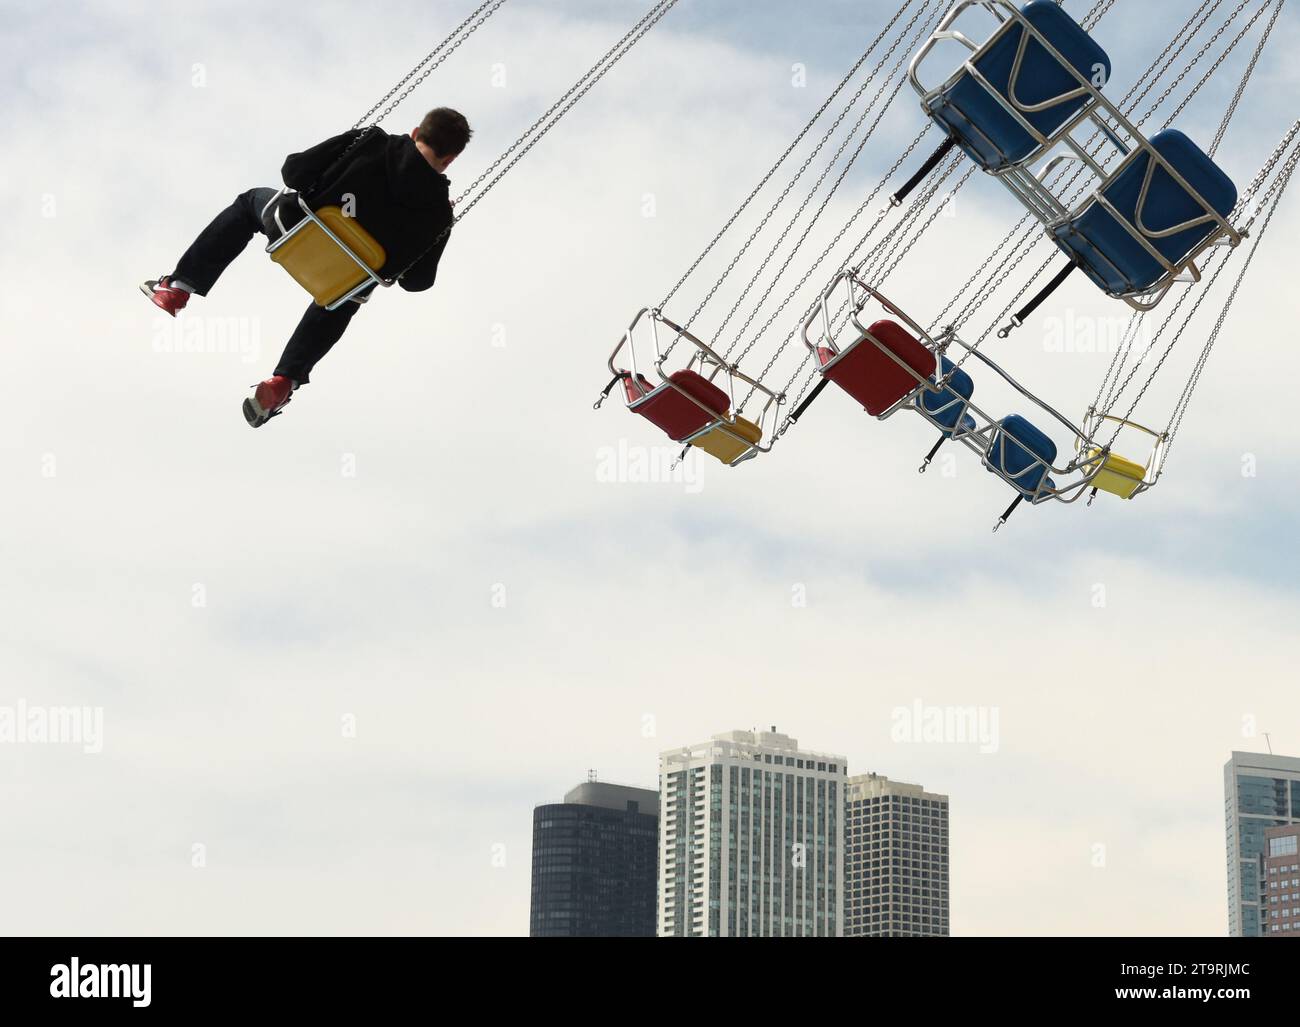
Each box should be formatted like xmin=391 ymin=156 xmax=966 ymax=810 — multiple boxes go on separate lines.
xmin=243 ymin=376 xmax=296 ymax=428
xmin=139 ymin=276 xmax=191 ymax=317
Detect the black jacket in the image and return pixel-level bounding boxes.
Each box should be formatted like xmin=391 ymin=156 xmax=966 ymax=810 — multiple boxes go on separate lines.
xmin=273 ymin=128 xmax=454 ymax=292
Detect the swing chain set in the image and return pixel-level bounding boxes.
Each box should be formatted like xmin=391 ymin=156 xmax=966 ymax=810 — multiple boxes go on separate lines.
xmin=267 ymin=0 xmax=680 ymax=311
xmin=598 ymin=0 xmax=1290 ymax=525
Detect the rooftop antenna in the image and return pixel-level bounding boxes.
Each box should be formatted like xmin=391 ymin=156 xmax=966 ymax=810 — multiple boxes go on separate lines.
xmin=1263 ymin=733 xmax=1273 ymax=755
xmin=587 ymin=768 xmax=598 ymax=783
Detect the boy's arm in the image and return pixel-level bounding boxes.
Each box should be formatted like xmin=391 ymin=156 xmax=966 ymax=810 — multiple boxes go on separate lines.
xmin=281 ymin=129 xmax=368 ymax=191
xmin=398 ymin=228 xmax=451 ymax=293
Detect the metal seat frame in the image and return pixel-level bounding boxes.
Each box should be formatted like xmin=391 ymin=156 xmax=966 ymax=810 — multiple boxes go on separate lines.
xmin=606 ymin=308 xmax=786 ymax=467
xmin=908 ymin=0 xmax=1242 ymax=310
xmin=803 ymin=271 xmax=1162 ymax=503
xmin=261 ymin=188 xmax=395 ymax=310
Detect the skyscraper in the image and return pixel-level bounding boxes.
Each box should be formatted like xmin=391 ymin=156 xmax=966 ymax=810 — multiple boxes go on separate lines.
xmin=1224 ymin=751 xmax=1300 ymax=937
xmin=657 ymin=728 xmax=845 ymax=937
xmin=843 ymin=773 xmax=950 ymax=937
xmin=529 ymin=779 xmax=659 ymax=937
xmin=1259 ymin=824 xmax=1300 ymax=938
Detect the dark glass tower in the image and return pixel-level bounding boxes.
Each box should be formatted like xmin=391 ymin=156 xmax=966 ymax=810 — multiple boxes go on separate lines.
xmin=530 ymin=781 xmax=659 ymax=937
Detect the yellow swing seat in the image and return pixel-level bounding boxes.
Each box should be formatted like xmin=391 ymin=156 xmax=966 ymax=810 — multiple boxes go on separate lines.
xmin=269 ymin=206 xmax=387 ymax=307
xmin=1082 ymin=447 xmax=1146 ymax=499
xmin=689 ymin=416 xmax=764 ymax=465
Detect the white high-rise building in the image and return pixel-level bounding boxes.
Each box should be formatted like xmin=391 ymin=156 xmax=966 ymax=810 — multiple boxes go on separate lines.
xmin=657 ymin=728 xmax=846 ymax=937
xmin=1224 ymin=750 xmax=1300 ymax=937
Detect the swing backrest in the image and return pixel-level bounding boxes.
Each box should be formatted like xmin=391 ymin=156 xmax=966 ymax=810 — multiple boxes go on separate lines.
xmin=917 ymin=357 xmax=976 ymax=436
xmin=626 ymin=368 xmax=730 ymax=442
xmin=817 ymin=319 xmax=936 ymax=416
xmin=987 ymin=414 xmax=1057 ymax=496
xmin=1051 ymin=129 xmax=1238 ymax=295
xmin=269 ymin=207 xmax=387 ymax=307
xmin=930 ymin=0 xmax=1111 ymax=170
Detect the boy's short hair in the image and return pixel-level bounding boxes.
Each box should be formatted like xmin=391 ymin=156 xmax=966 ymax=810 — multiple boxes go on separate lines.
xmin=417 ymin=108 xmax=472 ymax=158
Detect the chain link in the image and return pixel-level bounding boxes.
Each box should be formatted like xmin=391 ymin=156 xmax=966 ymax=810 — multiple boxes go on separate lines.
xmin=658 ymin=0 xmax=925 ymax=313
xmin=713 ymin=0 xmax=943 ymax=365
xmin=388 ymin=0 xmax=679 ymax=282
xmin=661 ymin=0 xmax=938 ymax=366
xmin=353 ymin=0 xmax=509 ymax=130
xmin=454 ymin=0 xmax=676 ymax=209
xmin=1210 ymin=0 xmax=1285 ymax=156
xmin=725 ymin=9 xmax=944 ymax=401
xmin=1143 ymin=0 xmax=1251 ymax=129
xmin=1164 ymin=143 xmax=1296 ymax=454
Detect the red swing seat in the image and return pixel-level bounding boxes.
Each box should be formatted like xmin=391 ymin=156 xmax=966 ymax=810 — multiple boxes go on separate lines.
xmin=817 ymin=319 xmax=937 ymax=416
xmin=625 ymin=369 xmax=730 ymax=442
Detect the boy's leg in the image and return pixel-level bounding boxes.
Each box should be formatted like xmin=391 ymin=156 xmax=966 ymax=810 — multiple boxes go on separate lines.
xmin=172 ymin=187 xmax=278 ymax=295
xmin=272 ymin=298 xmax=364 ymax=385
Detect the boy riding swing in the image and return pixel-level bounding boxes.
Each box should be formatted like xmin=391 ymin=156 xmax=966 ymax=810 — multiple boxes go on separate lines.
xmin=142 ymin=107 xmax=471 ymax=427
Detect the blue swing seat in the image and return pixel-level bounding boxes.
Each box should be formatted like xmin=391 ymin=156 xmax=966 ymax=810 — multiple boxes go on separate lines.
xmin=918 ymin=358 xmax=976 ymax=435
xmin=927 ymin=0 xmax=1112 ymax=172
xmin=987 ymin=414 xmax=1056 ymax=496
xmin=1050 ymin=129 xmax=1238 ymax=296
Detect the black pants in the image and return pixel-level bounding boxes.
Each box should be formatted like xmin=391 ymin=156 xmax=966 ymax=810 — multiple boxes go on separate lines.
xmin=172 ymin=188 xmax=362 ymax=385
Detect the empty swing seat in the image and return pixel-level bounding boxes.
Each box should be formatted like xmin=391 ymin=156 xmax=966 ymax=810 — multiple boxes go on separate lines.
xmin=625 ymin=369 xmax=729 ymax=442
xmin=1050 ymin=129 xmax=1238 ymax=296
xmin=927 ymin=1 xmax=1112 ymax=171
xmin=917 ymin=357 xmax=976 ymax=436
xmin=690 ymin=416 xmax=764 ymax=465
xmin=986 ymin=414 xmax=1057 ymax=496
xmin=817 ymin=319 xmax=936 ymax=416
xmin=268 ymin=206 xmax=387 ymax=307
xmin=1081 ymin=447 xmax=1145 ymax=499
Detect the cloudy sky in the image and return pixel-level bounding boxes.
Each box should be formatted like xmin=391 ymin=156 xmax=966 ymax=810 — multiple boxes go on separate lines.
xmin=2 ymin=0 xmax=1297 ymax=936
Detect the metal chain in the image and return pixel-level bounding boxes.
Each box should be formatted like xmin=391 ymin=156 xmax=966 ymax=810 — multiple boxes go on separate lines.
xmin=1164 ymin=144 xmax=1296 ymax=454
xmin=454 ymin=0 xmax=676 ymax=208
xmin=809 ymin=149 xmax=970 ymax=358
xmin=662 ymin=0 xmax=938 ymax=367
xmin=658 ymin=0 xmax=924 ymax=312
xmin=875 ymin=161 xmax=974 ymax=287
xmin=735 ymin=95 xmax=932 ymax=404
xmin=725 ymin=8 xmax=944 ymax=394
xmin=1142 ymin=0 xmax=1251 ymax=129
xmin=856 ymin=152 xmax=958 ymax=279
xmin=1210 ymin=0 xmax=1285 ymax=156
xmin=706 ymin=1 xmax=938 ymax=361
xmin=353 ymin=0 xmax=510 ymax=130
xmin=1091 ymin=307 xmax=1145 ymax=415
xmin=1081 ymin=0 xmax=1120 ymax=30
xmin=711 ymin=0 xmax=942 ymax=364
xmin=388 ymin=0 xmax=679 ymax=282
xmin=771 ymin=126 xmax=935 ymax=423
xmin=1162 ymin=0 xmax=1278 ymax=131
xmin=785 ymin=144 xmax=965 ymax=386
